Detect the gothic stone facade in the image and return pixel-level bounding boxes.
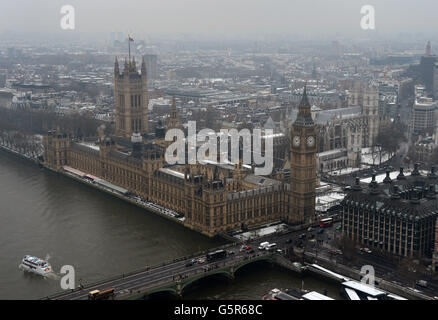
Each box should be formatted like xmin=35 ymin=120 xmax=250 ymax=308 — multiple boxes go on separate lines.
xmin=42 ymin=62 xmax=317 ymax=236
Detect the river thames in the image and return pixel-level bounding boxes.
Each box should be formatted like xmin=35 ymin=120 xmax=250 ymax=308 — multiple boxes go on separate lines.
xmin=0 ymin=150 xmax=341 ymax=300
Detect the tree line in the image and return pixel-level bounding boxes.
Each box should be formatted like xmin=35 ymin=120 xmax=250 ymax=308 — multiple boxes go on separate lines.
xmin=0 ymin=107 xmax=104 ymax=138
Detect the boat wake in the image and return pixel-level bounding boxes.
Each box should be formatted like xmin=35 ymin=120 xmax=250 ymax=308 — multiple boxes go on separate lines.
xmin=19 ymin=253 xmax=60 ymax=280
xmin=19 ymin=263 xmax=60 ymax=280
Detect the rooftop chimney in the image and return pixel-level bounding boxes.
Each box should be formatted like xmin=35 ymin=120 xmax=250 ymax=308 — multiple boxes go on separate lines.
xmin=391 ymin=185 xmax=401 ymax=200
xmin=412 ymin=163 xmax=420 ymax=176
xmin=383 ymin=170 xmax=392 ymax=184
xmin=397 ymin=167 xmax=406 ymax=180
xmin=410 ymin=190 xmax=420 ymax=204
xmin=369 ymin=173 xmax=379 ymax=195
xmin=428 ymin=167 xmax=437 ymax=180
xmin=427 ymin=185 xmax=436 ymax=199
xmin=353 ymin=177 xmax=362 ymax=191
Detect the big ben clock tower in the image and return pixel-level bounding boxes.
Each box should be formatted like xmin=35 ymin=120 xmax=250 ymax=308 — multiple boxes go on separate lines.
xmin=289 ymin=86 xmax=317 ymax=224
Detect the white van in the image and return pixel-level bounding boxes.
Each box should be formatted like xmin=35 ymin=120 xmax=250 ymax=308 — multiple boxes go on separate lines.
xmin=266 ymin=243 xmax=277 ymax=251
xmin=258 ymin=242 xmax=269 ymax=250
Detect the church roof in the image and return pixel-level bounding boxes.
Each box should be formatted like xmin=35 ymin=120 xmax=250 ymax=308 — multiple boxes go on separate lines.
xmin=289 ymin=106 xmax=361 ymax=125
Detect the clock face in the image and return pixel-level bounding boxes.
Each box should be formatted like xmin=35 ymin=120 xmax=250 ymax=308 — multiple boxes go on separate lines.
xmin=307 ymin=136 xmax=315 ymax=147
xmin=293 ymin=136 xmax=300 ymax=147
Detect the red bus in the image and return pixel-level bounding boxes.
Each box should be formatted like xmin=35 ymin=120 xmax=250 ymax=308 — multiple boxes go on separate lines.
xmin=319 ymin=218 xmax=333 ymax=228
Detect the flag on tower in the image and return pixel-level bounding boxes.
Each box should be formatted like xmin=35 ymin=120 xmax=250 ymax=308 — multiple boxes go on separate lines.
xmin=129 ymin=36 xmax=134 ymax=42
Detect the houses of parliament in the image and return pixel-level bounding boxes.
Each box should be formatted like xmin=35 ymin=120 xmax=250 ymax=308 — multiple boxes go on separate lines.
xmin=43 ymin=57 xmax=318 ymax=237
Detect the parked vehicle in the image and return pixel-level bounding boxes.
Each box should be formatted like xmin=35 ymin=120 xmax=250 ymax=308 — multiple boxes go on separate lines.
xmin=206 ymin=249 xmax=227 ymax=262
xmin=417 ymin=280 xmax=428 ymax=288
xmin=317 ymin=228 xmax=324 ymax=234
xmin=266 ymin=243 xmax=277 ymax=251
xmin=258 ymin=242 xmax=270 ymax=250
xmin=319 ymin=218 xmax=333 ymax=228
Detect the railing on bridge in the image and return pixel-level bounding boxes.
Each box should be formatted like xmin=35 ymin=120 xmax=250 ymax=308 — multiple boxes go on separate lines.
xmin=43 ymin=241 xmax=242 ymax=300
xmin=119 ymin=252 xmax=277 ymax=300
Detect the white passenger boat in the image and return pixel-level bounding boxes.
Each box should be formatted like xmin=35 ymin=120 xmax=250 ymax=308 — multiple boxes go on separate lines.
xmin=19 ymin=255 xmax=53 ymax=276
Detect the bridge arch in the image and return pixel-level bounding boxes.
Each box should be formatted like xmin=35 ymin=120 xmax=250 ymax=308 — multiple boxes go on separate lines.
xmin=180 ymin=271 xmax=233 ymax=296
xmin=233 ymin=255 xmax=273 ymax=276
xmin=141 ymin=288 xmax=179 ymax=300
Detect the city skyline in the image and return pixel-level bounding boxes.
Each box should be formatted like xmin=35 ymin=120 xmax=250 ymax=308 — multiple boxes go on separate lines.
xmin=1 ymin=0 xmax=438 ymax=40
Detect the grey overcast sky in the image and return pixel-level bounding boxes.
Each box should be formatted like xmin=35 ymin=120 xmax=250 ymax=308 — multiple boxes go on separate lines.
xmin=0 ymin=0 xmax=435 ymax=38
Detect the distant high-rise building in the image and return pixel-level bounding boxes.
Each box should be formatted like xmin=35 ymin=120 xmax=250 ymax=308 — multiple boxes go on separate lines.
xmin=0 ymin=69 xmax=7 ymax=88
xmin=412 ymin=97 xmax=437 ymax=135
xmin=420 ymin=41 xmax=437 ymax=95
xmin=433 ymin=62 xmax=438 ymax=99
xmin=109 ymin=32 xmax=116 ymax=46
xmin=143 ymin=54 xmax=158 ymax=80
xmin=426 ymin=41 xmax=432 ymax=56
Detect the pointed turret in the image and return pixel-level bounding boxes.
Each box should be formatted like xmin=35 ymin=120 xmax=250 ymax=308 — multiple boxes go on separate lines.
xmin=141 ymin=56 xmax=147 ymax=76
xmin=293 ymin=84 xmax=314 ymax=127
xmin=114 ymin=57 xmax=119 ymax=76
xmin=167 ymin=96 xmax=180 ymax=130
xmin=123 ymin=58 xmax=129 ymax=74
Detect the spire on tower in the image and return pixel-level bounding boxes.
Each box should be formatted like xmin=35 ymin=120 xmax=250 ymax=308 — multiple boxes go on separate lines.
xmin=141 ymin=56 xmax=146 ymax=71
xmin=293 ymin=84 xmax=314 ymax=127
xmin=167 ymin=96 xmax=180 ymax=130
xmin=114 ymin=57 xmax=119 ymax=75
xmin=426 ymin=41 xmax=432 ymax=56
xmin=299 ymin=84 xmax=311 ymax=110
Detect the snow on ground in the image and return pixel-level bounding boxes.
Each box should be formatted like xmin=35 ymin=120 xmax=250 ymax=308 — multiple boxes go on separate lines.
xmin=361 ymin=147 xmax=392 ymax=165
xmin=316 ymin=192 xmax=346 ymax=212
xmin=360 ymin=170 xmax=412 ymax=183
xmin=328 ymin=166 xmax=370 ymax=176
xmin=233 ymin=223 xmax=289 ymax=241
